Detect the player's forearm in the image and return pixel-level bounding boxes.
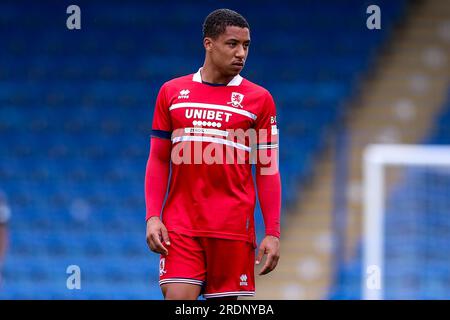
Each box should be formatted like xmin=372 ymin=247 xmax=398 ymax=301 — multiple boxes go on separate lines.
xmin=256 ymin=170 xmax=281 ymax=238
xmin=145 ymin=137 xmax=172 ymax=221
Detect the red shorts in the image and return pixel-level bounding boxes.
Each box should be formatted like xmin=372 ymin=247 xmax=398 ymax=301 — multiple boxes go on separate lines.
xmin=159 ymin=231 xmax=255 ymax=298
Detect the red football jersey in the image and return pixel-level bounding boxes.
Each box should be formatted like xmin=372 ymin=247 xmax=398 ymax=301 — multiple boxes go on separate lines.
xmin=151 ymin=68 xmax=279 ymax=245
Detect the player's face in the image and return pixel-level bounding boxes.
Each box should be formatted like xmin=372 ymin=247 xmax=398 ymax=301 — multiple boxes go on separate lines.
xmin=207 ymin=26 xmax=250 ymax=77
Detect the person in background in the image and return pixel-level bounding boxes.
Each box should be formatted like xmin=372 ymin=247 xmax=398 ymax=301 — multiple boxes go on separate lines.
xmin=0 ymin=191 xmax=11 ymax=286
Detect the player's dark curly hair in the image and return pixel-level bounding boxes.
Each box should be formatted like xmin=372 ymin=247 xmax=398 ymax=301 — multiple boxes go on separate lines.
xmin=202 ymin=9 xmax=250 ymax=39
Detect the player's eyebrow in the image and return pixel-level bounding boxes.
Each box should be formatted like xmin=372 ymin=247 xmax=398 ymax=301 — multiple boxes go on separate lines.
xmin=226 ymin=38 xmax=251 ymax=44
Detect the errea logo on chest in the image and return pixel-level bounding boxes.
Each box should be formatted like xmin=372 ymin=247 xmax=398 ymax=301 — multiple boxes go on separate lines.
xmin=178 ymin=89 xmax=190 ymax=99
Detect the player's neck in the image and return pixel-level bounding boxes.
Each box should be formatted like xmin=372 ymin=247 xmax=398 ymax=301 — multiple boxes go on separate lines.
xmin=200 ymin=64 xmax=235 ymax=85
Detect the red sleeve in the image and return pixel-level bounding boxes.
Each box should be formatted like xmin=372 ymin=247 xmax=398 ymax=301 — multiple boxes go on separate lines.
xmin=145 ymin=83 xmax=173 ymax=221
xmin=255 ymin=90 xmax=281 ymax=238
xmin=152 ymin=84 xmax=172 ymax=133
xmin=256 ymin=171 xmax=281 ymax=238
xmin=145 ymin=137 xmax=171 ymax=221
xmin=254 ymin=91 xmax=278 ymax=151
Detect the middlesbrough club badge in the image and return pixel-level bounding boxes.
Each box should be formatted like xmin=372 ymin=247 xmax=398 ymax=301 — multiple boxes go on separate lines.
xmin=227 ymin=92 xmax=244 ymax=108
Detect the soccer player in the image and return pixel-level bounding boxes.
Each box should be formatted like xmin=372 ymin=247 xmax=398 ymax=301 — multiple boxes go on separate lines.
xmin=145 ymin=8 xmax=281 ymax=300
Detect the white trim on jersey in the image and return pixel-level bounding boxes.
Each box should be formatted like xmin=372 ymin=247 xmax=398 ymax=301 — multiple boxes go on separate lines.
xmin=184 ymin=127 xmax=229 ymax=137
xmin=159 ymin=278 xmax=204 ymax=286
xmin=257 ymin=143 xmax=279 ymax=150
xmin=227 ymin=74 xmax=244 ymax=86
xmin=192 ymin=67 xmax=243 ymax=86
xmin=172 ymin=135 xmax=251 ymax=152
xmin=203 ymin=291 xmax=255 ymax=298
xmin=169 ymin=102 xmax=257 ymax=121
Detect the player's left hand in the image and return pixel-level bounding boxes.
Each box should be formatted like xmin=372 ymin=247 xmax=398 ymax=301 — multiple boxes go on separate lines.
xmin=256 ymin=235 xmax=280 ymax=275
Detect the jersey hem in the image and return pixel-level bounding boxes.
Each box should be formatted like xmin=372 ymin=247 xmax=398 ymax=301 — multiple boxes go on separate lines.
xmin=203 ymin=291 xmax=255 ymax=298
xmin=168 ymin=227 xmax=253 ymax=243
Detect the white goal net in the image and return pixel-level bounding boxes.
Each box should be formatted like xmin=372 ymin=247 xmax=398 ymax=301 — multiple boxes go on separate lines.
xmin=363 ymin=144 xmax=450 ymax=300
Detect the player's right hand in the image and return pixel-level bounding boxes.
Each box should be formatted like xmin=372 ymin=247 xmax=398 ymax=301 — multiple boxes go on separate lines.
xmin=146 ymin=216 xmax=170 ymax=256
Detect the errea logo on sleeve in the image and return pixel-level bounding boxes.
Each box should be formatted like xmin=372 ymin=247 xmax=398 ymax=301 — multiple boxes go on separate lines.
xmin=178 ymin=89 xmax=190 ymax=99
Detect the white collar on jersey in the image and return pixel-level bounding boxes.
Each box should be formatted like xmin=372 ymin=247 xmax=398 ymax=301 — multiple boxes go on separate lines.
xmin=192 ymin=67 xmax=243 ymax=86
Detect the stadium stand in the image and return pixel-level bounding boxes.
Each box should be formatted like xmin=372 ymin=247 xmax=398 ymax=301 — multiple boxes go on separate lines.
xmin=0 ymin=0 xmax=406 ymax=299
xmin=331 ymin=89 xmax=450 ymax=299
xmin=330 ymin=0 xmax=450 ymax=300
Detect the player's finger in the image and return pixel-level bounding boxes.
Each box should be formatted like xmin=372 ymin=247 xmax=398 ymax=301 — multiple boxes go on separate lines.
xmin=146 ymin=234 xmax=156 ymax=251
xmin=161 ymin=226 xmax=171 ymax=246
xmin=259 ymin=253 xmax=274 ymax=275
xmin=255 ymin=247 xmax=265 ymax=265
xmin=151 ymin=232 xmax=168 ymax=255
xmin=268 ymin=255 xmax=280 ymax=273
xmin=151 ymin=234 xmax=167 ymax=255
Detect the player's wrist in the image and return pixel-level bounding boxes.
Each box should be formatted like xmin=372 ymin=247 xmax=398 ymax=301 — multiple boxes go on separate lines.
xmin=265 ymin=232 xmax=280 ymax=239
xmin=146 ymin=215 xmax=161 ymax=222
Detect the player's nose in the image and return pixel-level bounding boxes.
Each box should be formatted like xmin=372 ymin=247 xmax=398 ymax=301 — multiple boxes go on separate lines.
xmin=235 ymin=45 xmax=245 ymax=59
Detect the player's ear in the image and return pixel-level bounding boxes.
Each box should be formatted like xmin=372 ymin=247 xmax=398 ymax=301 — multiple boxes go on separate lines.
xmin=203 ymin=37 xmax=213 ymax=52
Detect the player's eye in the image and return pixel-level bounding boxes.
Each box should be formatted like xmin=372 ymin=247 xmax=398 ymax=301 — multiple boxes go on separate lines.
xmin=228 ymin=42 xmax=237 ymax=47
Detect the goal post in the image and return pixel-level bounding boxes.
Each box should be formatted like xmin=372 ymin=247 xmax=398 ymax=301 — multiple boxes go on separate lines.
xmin=363 ymin=144 xmax=450 ymax=300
